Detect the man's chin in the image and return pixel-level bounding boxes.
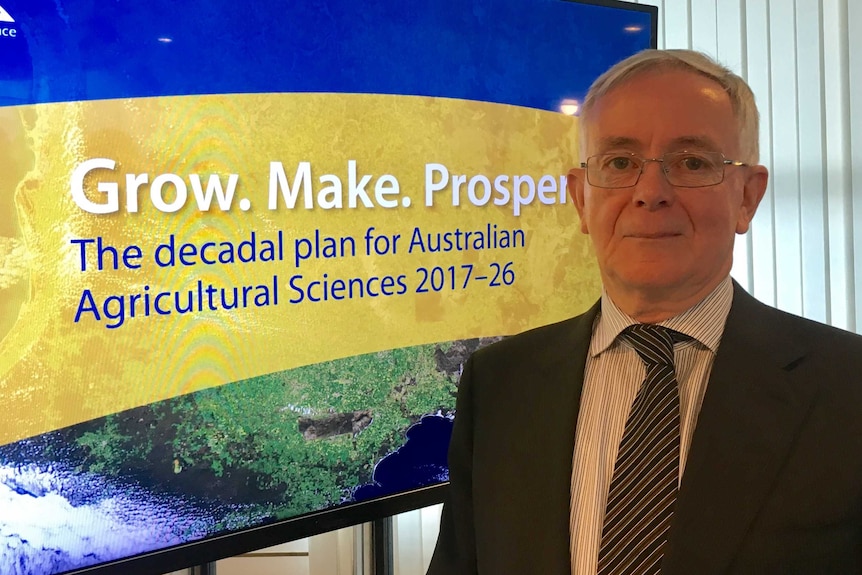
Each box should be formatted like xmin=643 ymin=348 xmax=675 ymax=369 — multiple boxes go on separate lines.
xmin=604 ymin=268 xmax=728 ymax=302
xmin=610 ymin=268 xmax=687 ymax=292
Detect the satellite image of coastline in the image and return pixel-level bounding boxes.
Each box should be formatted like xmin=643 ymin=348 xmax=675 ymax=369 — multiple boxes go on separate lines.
xmin=0 ymin=337 xmax=499 ymax=574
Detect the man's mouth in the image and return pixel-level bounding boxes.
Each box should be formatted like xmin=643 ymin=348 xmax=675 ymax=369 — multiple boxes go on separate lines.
xmin=627 ymin=232 xmax=682 ymax=239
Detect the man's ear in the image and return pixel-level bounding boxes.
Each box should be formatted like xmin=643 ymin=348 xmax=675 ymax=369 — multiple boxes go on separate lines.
xmin=567 ymin=167 xmax=589 ymax=234
xmin=736 ymin=164 xmax=768 ymax=234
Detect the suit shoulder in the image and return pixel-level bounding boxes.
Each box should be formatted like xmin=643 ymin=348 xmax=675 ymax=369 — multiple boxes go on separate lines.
xmin=732 ymin=290 xmax=862 ymax=404
xmin=472 ymin=310 xmax=593 ymax=365
xmin=746 ymin=294 xmax=862 ymax=348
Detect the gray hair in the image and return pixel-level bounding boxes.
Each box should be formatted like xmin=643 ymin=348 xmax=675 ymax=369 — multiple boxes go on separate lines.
xmin=579 ymin=49 xmax=760 ymax=164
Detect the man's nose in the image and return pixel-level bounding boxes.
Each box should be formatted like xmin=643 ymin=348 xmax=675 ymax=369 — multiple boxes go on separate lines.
xmin=632 ymin=160 xmax=675 ymax=209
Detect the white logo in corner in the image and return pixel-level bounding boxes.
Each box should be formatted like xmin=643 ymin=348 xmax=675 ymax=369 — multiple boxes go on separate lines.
xmin=0 ymin=5 xmax=14 ymax=23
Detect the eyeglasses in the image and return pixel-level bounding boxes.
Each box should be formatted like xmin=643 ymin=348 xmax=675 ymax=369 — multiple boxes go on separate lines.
xmin=580 ymin=151 xmax=748 ymax=189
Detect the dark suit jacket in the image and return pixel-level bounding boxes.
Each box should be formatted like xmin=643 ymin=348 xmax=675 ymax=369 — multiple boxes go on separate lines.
xmin=427 ymin=282 xmax=862 ymax=575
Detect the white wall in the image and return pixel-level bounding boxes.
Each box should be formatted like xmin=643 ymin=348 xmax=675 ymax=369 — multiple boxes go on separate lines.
xmin=393 ymin=505 xmax=442 ymax=575
xmin=633 ymin=0 xmax=862 ymax=332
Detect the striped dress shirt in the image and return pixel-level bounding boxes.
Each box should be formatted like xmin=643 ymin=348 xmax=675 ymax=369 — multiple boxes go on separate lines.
xmin=569 ymin=277 xmax=733 ymax=575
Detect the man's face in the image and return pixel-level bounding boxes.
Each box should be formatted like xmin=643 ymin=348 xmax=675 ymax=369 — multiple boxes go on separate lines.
xmin=570 ymin=68 xmax=767 ymax=309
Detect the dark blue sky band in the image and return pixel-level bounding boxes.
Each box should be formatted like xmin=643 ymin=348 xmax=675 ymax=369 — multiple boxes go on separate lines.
xmin=0 ymin=0 xmax=652 ymax=110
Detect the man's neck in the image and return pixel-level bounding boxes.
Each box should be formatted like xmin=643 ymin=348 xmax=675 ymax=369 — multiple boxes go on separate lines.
xmin=603 ymin=277 xmax=732 ymax=324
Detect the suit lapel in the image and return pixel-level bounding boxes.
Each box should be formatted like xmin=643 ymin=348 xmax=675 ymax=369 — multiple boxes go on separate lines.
xmin=663 ymin=285 xmax=818 ymax=575
xmin=519 ymin=302 xmax=599 ymax=573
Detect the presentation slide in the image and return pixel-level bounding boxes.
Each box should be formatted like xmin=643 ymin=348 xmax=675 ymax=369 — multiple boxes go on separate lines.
xmin=0 ymin=1 xmax=652 ymax=572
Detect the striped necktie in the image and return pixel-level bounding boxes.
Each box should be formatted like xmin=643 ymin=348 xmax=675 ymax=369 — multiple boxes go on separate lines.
xmin=597 ymin=324 xmax=685 ymax=575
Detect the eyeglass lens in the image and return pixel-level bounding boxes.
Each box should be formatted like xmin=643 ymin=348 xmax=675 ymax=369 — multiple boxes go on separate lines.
xmin=587 ymin=152 xmax=726 ymax=188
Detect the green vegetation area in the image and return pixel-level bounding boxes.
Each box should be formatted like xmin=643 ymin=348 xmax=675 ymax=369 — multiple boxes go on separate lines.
xmin=73 ymin=341 xmax=466 ymax=519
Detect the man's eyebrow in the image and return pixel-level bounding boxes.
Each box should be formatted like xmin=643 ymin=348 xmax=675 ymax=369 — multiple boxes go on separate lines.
xmin=593 ymin=135 xmax=725 ymax=153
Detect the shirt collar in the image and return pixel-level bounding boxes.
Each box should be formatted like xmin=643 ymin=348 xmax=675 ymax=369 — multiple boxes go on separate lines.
xmin=590 ymin=276 xmax=734 ymax=358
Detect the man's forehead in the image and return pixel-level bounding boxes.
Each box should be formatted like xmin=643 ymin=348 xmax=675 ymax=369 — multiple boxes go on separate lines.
xmin=585 ymin=69 xmax=733 ymax=121
xmin=581 ymin=70 xmax=738 ymax=156
xmin=592 ymin=135 xmax=725 ymax=153
xmin=601 ymin=67 xmax=729 ymax=103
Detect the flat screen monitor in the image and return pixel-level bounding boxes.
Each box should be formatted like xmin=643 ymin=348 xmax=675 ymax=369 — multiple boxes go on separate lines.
xmin=0 ymin=1 xmax=656 ymax=573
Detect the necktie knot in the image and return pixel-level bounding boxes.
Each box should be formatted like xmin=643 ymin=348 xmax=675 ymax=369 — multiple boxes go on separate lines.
xmin=620 ymin=324 xmax=685 ymax=367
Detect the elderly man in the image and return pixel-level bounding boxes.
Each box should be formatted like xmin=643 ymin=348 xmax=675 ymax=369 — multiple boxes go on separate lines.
xmin=427 ymin=49 xmax=862 ymax=575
